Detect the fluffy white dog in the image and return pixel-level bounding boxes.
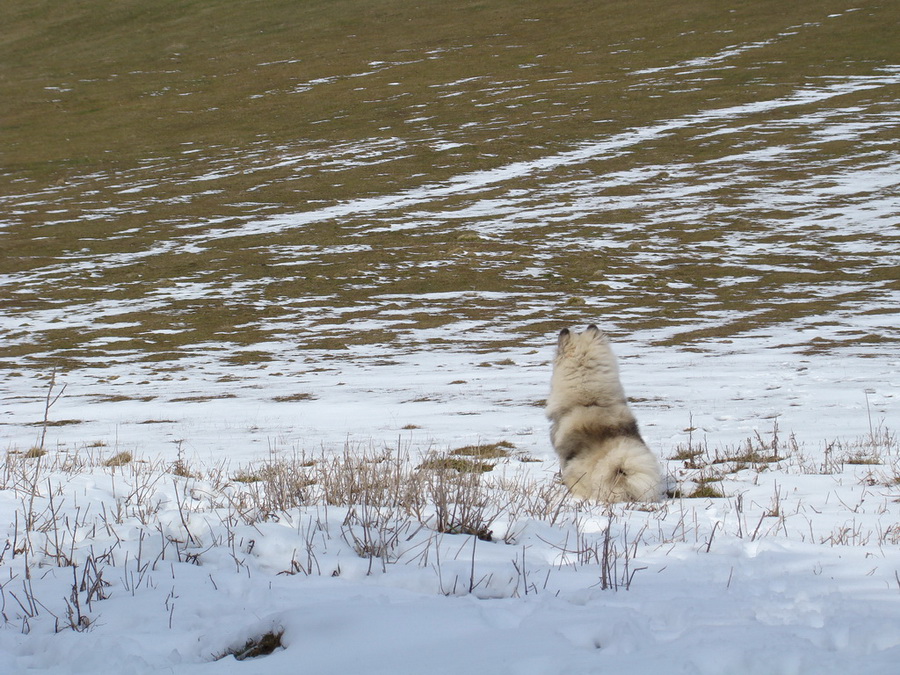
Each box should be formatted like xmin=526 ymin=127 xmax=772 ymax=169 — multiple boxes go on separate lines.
xmin=546 ymin=325 xmax=661 ymax=502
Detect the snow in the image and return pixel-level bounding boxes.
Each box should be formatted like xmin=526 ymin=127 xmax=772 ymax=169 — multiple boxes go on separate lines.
xmin=0 ymin=325 xmax=897 ymax=673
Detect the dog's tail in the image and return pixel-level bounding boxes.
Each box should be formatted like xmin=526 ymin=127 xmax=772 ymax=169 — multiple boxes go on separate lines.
xmin=595 ymin=441 xmax=661 ymax=502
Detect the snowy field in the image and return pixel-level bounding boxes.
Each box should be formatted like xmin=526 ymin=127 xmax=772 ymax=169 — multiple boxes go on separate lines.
xmin=0 ymin=328 xmax=898 ymax=674
xmin=2 ymin=2 xmax=900 ymax=673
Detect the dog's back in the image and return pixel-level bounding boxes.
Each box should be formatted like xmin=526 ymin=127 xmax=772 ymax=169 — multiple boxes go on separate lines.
xmin=547 ymin=326 xmax=661 ymax=503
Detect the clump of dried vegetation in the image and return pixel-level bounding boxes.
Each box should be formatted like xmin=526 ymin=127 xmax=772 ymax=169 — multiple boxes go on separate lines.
xmin=216 ymin=629 xmax=285 ymax=661
xmin=667 ymin=415 xmax=900 ymax=498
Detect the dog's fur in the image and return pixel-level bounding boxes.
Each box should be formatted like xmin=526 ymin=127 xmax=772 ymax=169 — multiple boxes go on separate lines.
xmin=546 ymin=325 xmax=661 ymax=502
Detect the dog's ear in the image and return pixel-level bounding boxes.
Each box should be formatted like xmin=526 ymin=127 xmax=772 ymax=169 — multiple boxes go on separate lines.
xmin=557 ymin=327 xmax=571 ymax=349
xmin=586 ymin=324 xmax=600 ymax=333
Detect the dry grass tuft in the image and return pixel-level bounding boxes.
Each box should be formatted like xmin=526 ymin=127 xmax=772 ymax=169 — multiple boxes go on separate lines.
xmin=104 ymin=451 xmax=133 ymax=467
xmin=451 ymin=441 xmax=514 ymax=459
xmin=272 ymin=393 xmax=317 ymax=402
xmin=418 ymin=456 xmax=495 ymax=473
xmin=217 ymin=629 xmax=284 ymax=661
xmin=686 ymin=482 xmax=726 ymax=499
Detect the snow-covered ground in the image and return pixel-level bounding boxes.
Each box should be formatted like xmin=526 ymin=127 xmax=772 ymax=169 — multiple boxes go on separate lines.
xmin=0 ymin=332 xmax=898 ymax=674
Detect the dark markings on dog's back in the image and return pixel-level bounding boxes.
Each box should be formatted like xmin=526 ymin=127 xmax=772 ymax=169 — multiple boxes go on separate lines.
xmin=549 ymin=399 xmax=629 ymax=420
xmin=555 ymin=419 xmax=643 ymax=463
